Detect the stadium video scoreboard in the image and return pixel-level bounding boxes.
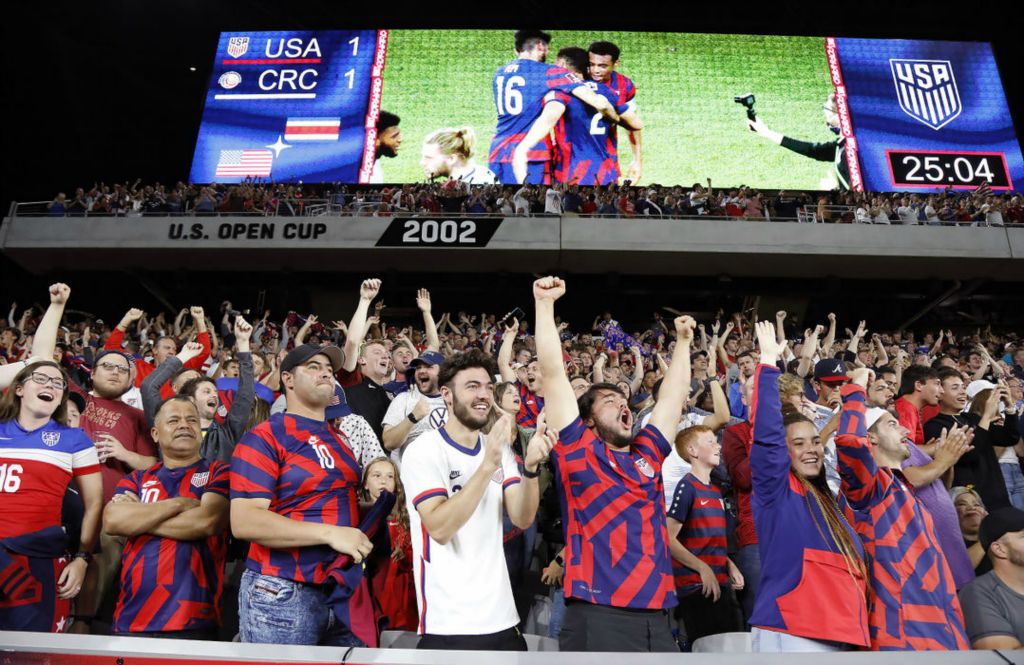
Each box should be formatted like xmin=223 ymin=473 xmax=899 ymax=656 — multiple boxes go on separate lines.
xmin=190 ymin=29 xmax=1023 ymax=192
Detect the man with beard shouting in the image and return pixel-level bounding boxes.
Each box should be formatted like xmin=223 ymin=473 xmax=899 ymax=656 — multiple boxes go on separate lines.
xmin=533 ymin=275 xmax=696 ymax=651
xmin=402 ymin=349 xmax=555 ymax=650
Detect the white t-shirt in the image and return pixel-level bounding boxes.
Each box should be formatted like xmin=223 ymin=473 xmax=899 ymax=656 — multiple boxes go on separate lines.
xmin=897 ymin=205 xmax=918 ymax=225
xmin=924 ymin=205 xmax=939 ymax=223
xmin=513 ymin=187 xmax=530 ymax=214
xmin=544 ymin=189 xmax=562 ymax=214
xmin=854 ymin=206 xmax=871 ymax=224
xmin=382 ymin=387 xmax=448 ymax=465
xmin=639 ymin=410 xmax=706 ymax=507
xmin=402 ymin=427 xmax=521 ymax=636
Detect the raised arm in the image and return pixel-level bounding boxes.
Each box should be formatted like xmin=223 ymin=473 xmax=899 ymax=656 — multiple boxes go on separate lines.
xmin=749 ymin=321 xmax=790 ymax=506
xmin=628 ymin=346 xmax=644 ymax=395
xmin=342 ymin=279 xmax=381 ymax=373
xmin=294 ymin=314 xmax=317 ymax=347
xmin=219 ymin=318 xmax=255 ymax=458
xmin=822 ymin=313 xmax=837 ymax=355
xmin=29 ymin=283 xmax=70 ymax=362
xmin=141 ymin=342 xmax=203 ymax=426
xmin=835 ymin=369 xmax=885 ymax=508
xmin=648 ymin=316 xmax=695 ymax=435
xmin=533 ymin=277 xmax=578 ymax=431
xmin=496 ymin=318 xmax=519 ymax=383
xmin=416 ymin=288 xmax=440 ymax=352
xmin=775 ymin=311 xmax=787 ymax=347
xmin=797 ymin=325 xmax=824 ymax=379
xmin=701 ymin=381 xmax=731 ymax=432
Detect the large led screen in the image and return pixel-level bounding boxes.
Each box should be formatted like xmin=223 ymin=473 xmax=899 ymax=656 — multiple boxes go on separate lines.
xmin=190 ymin=30 xmax=1023 ymax=192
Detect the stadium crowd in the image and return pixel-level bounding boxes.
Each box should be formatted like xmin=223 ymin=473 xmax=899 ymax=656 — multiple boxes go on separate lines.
xmin=38 ymin=178 xmax=1023 ymax=224
xmin=2 ymin=280 xmax=1024 ymax=652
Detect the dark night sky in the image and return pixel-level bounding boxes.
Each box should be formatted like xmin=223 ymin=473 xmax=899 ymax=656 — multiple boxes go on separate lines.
xmin=2 ymin=1 xmax=1021 ymax=209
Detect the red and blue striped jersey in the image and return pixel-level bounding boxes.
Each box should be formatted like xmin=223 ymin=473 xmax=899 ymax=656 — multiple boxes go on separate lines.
xmin=554 ymin=417 xmax=677 ymax=610
xmin=553 ymin=81 xmax=631 ymax=185
xmin=605 ymin=71 xmax=637 ymax=106
xmin=112 ymin=460 xmax=229 ymax=633
xmin=667 ymin=473 xmax=729 ymax=595
xmin=230 ymin=412 xmax=361 ymax=584
xmin=489 ymin=58 xmax=584 ymax=164
xmin=602 ymin=71 xmax=637 ymax=150
xmin=516 ymin=382 xmax=544 ymax=429
xmin=836 ymin=386 xmax=970 ymax=651
xmin=0 ymin=419 xmax=99 ymax=540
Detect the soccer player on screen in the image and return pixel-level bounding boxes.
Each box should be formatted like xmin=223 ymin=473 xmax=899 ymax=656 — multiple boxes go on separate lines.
xmin=588 ymin=42 xmax=643 ymax=184
xmin=512 ymin=47 xmax=642 ymax=185
xmin=489 ymin=30 xmax=621 ymax=185
xmin=421 ymin=127 xmax=498 ymax=184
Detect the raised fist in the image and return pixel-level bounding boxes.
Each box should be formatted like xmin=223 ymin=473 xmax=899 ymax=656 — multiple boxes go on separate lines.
xmin=360 ymin=279 xmax=382 ymax=301
xmin=49 ymin=283 xmax=71 ymax=305
xmin=533 ymin=276 xmax=566 ymax=302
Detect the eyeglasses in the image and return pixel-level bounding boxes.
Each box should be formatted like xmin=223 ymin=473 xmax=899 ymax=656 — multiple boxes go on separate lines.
xmin=27 ymin=372 xmax=67 ymax=390
xmin=96 ymin=361 xmax=131 ymax=375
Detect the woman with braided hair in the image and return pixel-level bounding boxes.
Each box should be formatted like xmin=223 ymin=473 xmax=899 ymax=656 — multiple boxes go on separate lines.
xmin=747 ymin=320 xmax=869 ymax=652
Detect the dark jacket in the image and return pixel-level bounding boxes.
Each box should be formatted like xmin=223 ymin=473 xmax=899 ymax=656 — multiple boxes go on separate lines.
xmin=141 ymin=352 xmax=255 ymax=463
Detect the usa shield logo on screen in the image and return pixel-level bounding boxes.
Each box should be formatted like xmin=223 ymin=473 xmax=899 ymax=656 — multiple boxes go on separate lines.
xmin=889 ymin=59 xmax=962 ymax=130
xmin=227 ymin=36 xmax=250 ymax=59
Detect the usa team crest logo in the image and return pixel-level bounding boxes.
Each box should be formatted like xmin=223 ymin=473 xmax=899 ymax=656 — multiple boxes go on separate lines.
xmin=890 ymin=59 xmax=962 ymax=130
xmin=190 ymin=471 xmax=210 ymax=488
xmin=635 ymin=458 xmax=655 ymax=479
xmin=41 ymin=431 xmax=61 ymax=447
xmin=227 ymin=36 xmax=250 ymax=58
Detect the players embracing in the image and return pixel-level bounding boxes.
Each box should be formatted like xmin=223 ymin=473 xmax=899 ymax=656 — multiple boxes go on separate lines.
xmin=493 ymin=32 xmax=644 ymax=187
xmin=489 ymin=30 xmax=624 ymax=185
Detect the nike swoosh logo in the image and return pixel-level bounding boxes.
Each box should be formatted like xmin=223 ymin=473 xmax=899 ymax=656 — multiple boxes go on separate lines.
xmin=699 ymin=499 xmax=711 ymax=506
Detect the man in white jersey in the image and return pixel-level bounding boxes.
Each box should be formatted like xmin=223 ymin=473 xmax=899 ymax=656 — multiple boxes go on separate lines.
xmin=402 ymin=349 xmax=554 ymax=650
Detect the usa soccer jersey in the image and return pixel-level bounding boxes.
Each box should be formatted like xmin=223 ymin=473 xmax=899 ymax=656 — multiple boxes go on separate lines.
xmin=231 ymin=412 xmax=361 ymax=585
xmin=113 ymin=460 xmax=229 ymax=633
xmin=0 ymin=419 xmax=99 ymax=539
xmin=667 ymin=473 xmax=729 ymax=595
xmin=553 ymin=81 xmax=632 ymax=185
xmin=836 ymin=386 xmax=969 ymax=650
xmin=402 ymin=426 xmax=522 ymax=636
xmin=0 ymin=419 xmax=98 ymax=633
xmin=554 ymin=417 xmax=676 ymax=610
xmin=516 ymin=383 xmax=544 ymax=429
xmin=488 ymin=58 xmax=584 ymax=183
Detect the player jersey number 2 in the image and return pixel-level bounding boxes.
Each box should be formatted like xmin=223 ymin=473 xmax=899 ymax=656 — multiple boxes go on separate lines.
xmin=496 ymin=76 xmax=526 ymax=115
xmin=590 ymin=113 xmax=607 ymax=136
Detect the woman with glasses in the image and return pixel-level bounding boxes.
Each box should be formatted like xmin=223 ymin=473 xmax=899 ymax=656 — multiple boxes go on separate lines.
xmin=0 ymin=360 xmax=103 ymax=632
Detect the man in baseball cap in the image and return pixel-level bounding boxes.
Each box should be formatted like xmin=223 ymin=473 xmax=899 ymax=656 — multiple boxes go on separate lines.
xmin=280 ymin=343 xmax=344 ymax=375
xmin=382 ymin=350 xmax=448 ymax=461
xmin=958 ymin=507 xmax=1024 ymax=649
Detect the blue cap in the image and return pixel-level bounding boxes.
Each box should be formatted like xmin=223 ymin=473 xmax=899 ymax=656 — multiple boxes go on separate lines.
xmin=409 ymin=350 xmax=446 ymax=368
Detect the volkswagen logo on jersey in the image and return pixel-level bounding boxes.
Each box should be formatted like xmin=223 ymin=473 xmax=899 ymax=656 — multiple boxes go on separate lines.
xmin=635 ymin=458 xmax=655 ymax=479
xmin=226 ymin=36 xmax=250 ymax=58
xmin=191 ymin=471 xmax=210 ymax=488
xmin=218 ymin=71 xmax=242 ymax=90
xmin=429 ymin=406 xmax=449 ymax=429
xmin=41 ymin=431 xmax=61 ymax=447
xmin=889 ymin=59 xmax=962 ymax=130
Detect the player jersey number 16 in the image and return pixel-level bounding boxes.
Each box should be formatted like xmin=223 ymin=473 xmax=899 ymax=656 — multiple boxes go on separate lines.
xmin=496 ymin=76 xmax=525 ymax=116
xmin=0 ymin=463 xmax=23 ymax=493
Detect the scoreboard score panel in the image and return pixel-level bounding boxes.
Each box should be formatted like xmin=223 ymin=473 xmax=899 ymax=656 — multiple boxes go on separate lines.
xmin=189 ymin=29 xmax=1023 ymax=192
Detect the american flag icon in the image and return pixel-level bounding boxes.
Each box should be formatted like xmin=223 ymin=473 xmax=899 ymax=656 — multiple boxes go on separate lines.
xmin=215 ymin=149 xmax=273 ymax=177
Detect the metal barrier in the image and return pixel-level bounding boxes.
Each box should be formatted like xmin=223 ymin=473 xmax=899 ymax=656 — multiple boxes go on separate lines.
xmin=0 ymin=631 xmax=1020 ymax=664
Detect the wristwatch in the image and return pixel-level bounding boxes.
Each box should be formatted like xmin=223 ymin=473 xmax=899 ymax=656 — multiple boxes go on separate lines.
xmin=407 ymin=412 xmax=420 ymax=424
xmin=554 ymin=554 xmax=564 ymax=567
xmin=73 ymin=551 xmax=92 ymax=562
xmin=522 ymin=466 xmax=541 ymax=479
